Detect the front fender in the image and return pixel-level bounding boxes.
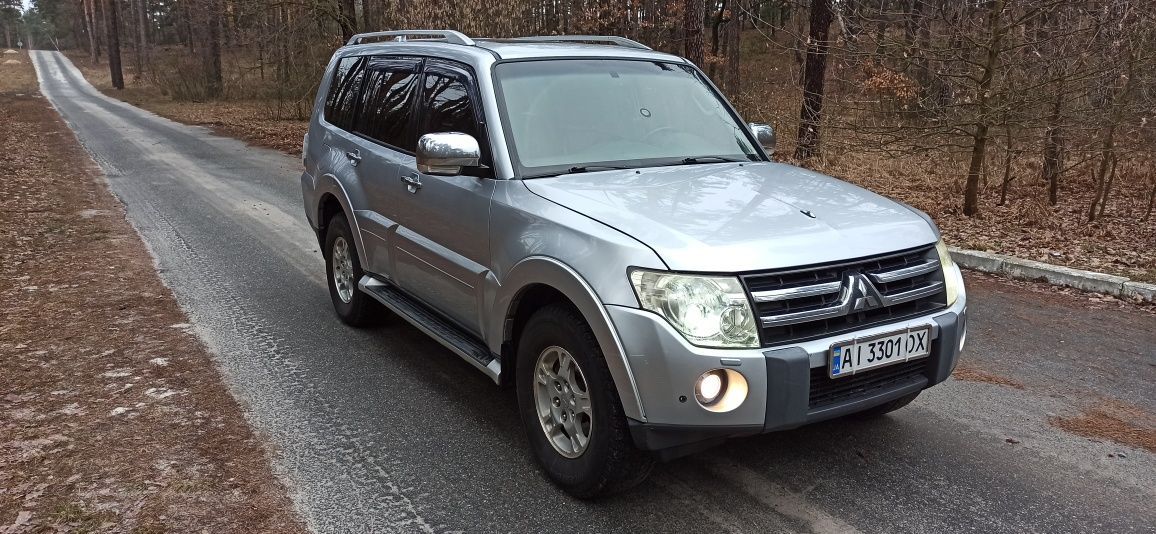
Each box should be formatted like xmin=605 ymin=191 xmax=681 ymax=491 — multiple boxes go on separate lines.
xmin=489 ymin=256 xmax=646 ymax=422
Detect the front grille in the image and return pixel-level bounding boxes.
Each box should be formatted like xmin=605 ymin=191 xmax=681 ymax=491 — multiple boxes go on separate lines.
xmin=742 ymin=245 xmax=948 ymax=346
xmin=809 ymin=359 xmax=929 ymax=409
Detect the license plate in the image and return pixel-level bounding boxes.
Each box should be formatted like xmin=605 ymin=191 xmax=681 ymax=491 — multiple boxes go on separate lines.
xmin=829 ymin=327 xmax=931 ymax=378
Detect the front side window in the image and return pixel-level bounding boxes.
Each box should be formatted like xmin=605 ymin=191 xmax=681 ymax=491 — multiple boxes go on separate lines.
xmin=324 ymin=56 xmax=366 ymax=130
xmin=355 ymin=59 xmax=420 ymax=151
xmin=494 ymin=59 xmax=760 ymax=177
xmin=417 ymin=67 xmax=490 ymax=168
xmin=417 ymin=70 xmax=480 ymax=140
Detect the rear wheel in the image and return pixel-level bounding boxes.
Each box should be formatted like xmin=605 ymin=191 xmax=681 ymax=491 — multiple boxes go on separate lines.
xmin=516 ymin=304 xmax=654 ymax=498
xmin=323 ymin=213 xmax=379 ymax=327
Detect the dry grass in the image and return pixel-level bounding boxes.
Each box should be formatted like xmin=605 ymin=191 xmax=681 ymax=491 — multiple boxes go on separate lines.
xmin=0 ymin=50 xmax=38 ymax=93
xmin=1 ymin=50 xmax=305 ymax=533
xmin=951 ymin=365 xmax=1026 ymax=389
xmin=1050 ymin=400 xmax=1156 ymax=454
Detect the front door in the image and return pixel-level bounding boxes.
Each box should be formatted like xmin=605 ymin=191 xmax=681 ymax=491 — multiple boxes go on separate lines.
xmin=389 ymin=60 xmax=495 ymax=336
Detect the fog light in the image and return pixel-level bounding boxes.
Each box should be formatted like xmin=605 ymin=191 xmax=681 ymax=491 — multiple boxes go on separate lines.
xmin=696 ymin=370 xmax=725 ymax=404
xmin=694 ymin=369 xmax=749 ymax=413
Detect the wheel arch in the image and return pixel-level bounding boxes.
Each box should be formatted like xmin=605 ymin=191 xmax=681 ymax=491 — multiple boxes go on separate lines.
xmin=316 ymin=192 xmax=344 ymax=248
xmin=492 ymin=257 xmax=646 ymax=422
xmin=313 ymin=173 xmax=368 ymax=269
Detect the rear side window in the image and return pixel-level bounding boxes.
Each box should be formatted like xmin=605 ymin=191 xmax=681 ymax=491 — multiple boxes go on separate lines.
xmin=355 ymin=59 xmax=421 ymax=151
xmin=324 ymin=56 xmax=366 ymax=130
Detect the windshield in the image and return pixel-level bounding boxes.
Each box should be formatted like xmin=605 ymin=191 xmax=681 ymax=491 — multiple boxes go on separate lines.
xmin=493 ymin=59 xmax=761 ymax=177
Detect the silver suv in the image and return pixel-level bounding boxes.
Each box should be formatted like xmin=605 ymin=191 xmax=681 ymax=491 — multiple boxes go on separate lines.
xmin=301 ymin=30 xmax=967 ymax=498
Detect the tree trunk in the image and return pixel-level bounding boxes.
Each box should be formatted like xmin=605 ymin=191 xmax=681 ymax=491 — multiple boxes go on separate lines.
xmin=709 ymin=0 xmax=726 ymax=79
xmin=83 ymin=0 xmax=99 ymax=65
xmin=363 ymin=0 xmax=379 ymax=31
xmin=1088 ymin=48 xmax=1135 ymax=221
xmin=1088 ymin=133 xmax=1114 ymax=222
xmin=129 ymin=0 xmax=141 ymax=80
xmin=1042 ymin=94 xmax=1063 ymax=206
xmin=103 ymin=0 xmax=124 ymax=90
xmin=999 ymin=126 xmax=1014 ymax=206
xmin=1098 ymin=153 xmax=1117 ymax=219
xmin=684 ymin=0 xmax=705 ymax=66
xmin=725 ymin=0 xmax=742 ymax=95
xmin=338 ymin=0 xmax=357 ymax=43
xmin=962 ymin=0 xmax=1006 ymax=217
xmin=136 ymin=0 xmax=148 ymax=73
xmin=204 ymin=0 xmax=223 ymax=98
xmin=793 ymin=0 xmax=833 ymax=161
xmin=181 ymin=0 xmax=193 ymax=52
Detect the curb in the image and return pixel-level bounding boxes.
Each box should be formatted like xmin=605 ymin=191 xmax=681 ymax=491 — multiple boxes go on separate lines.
xmin=948 ymin=247 xmax=1156 ymax=304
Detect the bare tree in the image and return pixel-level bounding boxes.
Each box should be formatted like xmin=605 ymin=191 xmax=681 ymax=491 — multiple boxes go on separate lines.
xmin=82 ymin=0 xmax=98 ymax=65
xmin=685 ymin=0 xmax=705 ymax=66
xmin=795 ymin=0 xmax=833 ymax=160
xmin=102 ymin=0 xmax=123 ymax=89
xmin=133 ymin=0 xmax=147 ymax=79
xmin=961 ymin=0 xmax=1007 ymax=217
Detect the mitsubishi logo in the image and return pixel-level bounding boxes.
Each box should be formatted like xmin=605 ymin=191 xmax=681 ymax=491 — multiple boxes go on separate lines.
xmin=848 ymin=273 xmax=884 ymax=311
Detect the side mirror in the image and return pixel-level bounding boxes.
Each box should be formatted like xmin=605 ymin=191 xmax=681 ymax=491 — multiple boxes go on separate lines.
xmin=749 ymin=123 xmax=775 ymax=155
xmin=416 ymin=132 xmax=481 ymax=176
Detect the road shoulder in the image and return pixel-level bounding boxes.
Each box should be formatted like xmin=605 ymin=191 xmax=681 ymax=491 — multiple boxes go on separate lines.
xmin=1 ymin=50 xmax=305 ymax=533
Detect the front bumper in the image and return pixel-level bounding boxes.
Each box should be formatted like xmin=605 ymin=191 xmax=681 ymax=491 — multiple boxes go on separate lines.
xmin=609 ymin=293 xmax=967 ymax=456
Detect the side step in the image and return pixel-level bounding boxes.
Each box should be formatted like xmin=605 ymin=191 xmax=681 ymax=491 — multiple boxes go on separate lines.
xmin=358 ymin=276 xmax=501 ymax=383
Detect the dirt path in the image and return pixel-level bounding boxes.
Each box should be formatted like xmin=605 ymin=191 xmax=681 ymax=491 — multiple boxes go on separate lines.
xmin=0 ymin=50 xmax=305 ymax=533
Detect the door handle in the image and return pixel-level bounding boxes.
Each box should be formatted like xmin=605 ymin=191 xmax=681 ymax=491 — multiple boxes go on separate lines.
xmin=401 ymin=173 xmax=422 ymax=193
xmin=345 ymin=150 xmax=362 ymax=167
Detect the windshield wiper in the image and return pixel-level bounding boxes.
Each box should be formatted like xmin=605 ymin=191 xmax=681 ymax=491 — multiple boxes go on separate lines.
xmin=522 ymin=165 xmax=631 ymax=179
xmin=567 ymin=165 xmax=631 ymax=173
xmin=679 ymin=155 xmax=748 ymax=164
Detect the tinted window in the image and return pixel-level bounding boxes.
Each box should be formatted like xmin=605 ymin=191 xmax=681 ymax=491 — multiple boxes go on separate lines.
xmin=324 ymin=56 xmax=365 ymax=130
xmin=417 ymin=67 xmax=490 ymax=169
xmin=355 ymin=60 xmax=420 ymax=151
xmin=417 ymin=71 xmax=479 ymax=140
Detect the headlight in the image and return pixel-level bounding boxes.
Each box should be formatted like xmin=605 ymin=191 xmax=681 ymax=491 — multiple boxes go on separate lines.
xmin=936 ymin=238 xmax=961 ymax=306
xmin=629 ymin=269 xmax=759 ymax=348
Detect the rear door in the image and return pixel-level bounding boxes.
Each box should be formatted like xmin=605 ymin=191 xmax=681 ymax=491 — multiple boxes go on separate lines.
xmin=347 ymin=56 xmax=423 ymax=278
xmin=317 ymin=56 xmax=384 ymax=266
xmin=389 ymin=59 xmax=496 ymax=336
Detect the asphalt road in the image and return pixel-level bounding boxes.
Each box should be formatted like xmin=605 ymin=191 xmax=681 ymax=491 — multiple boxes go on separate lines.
xmin=31 ymin=50 xmax=1156 ymax=533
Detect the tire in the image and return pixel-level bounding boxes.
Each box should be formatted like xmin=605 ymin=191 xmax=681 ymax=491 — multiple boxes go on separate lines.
xmin=516 ymin=303 xmax=654 ymax=499
xmin=323 ymin=213 xmax=379 ymax=327
xmin=851 ymin=391 xmax=921 ymax=419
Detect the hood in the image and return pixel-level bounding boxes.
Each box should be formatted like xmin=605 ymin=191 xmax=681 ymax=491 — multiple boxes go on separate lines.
xmin=522 ymin=162 xmax=937 ymax=272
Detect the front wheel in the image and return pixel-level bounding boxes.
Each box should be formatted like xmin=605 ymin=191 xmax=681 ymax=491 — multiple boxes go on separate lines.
xmin=516 ymin=304 xmax=654 ymax=498
xmin=323 ymin=213 xmax=380 ymax=327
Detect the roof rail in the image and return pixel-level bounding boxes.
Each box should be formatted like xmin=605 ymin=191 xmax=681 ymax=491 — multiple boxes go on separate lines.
xmin=502 ymin=35 xmax=652 ymax=51
xmin=346 ymin=30 xmax=475 ymax=47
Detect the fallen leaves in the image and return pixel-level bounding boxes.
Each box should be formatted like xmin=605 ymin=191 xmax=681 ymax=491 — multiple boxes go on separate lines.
xmin=952 ymin=365 xmax=1027 ymax=389
xmin=1049 ymin=400 xmax=1156 ymax=454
